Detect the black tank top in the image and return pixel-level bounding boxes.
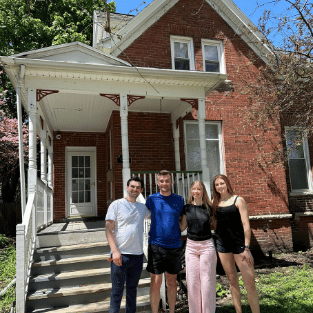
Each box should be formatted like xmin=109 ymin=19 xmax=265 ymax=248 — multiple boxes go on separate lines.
xmin=215 ymin=196 xmax=245 ymax=246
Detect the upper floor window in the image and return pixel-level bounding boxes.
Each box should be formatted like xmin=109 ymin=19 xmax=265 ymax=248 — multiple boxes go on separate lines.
xmin=170 ymin=36 xmax=195 ymax=71
xmin=202 ymin=39 xmax=225 ymax=73
xmin=184 ymin=121 xmax=224 ymax=190
xmin=285 ymin=128 xmax=312 ymax=191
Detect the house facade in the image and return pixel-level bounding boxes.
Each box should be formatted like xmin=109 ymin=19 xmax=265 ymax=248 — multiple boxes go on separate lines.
xmin=2 ymin=0 xmax=313 ymax=255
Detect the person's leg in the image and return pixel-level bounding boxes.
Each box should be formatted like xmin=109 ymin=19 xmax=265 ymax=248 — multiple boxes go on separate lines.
xmin=125 ymin=254 xmax=144 ymax=313
xmin=185 ymin=239 xmax=201 ymax=313
xmin=234 ymin=254 xmax=260 ymax=313
xmin=110 ymin=255 xmax=127 ymax=313
xmin=218 ymin=252 xmax=242 ymax=313
xmin=165 ymin=272 xmax=177 ymax=313
xmin=200 ymin=239 xmax=217 ymax=313
xmin=150 ymin=273 xmax=163 ymax=313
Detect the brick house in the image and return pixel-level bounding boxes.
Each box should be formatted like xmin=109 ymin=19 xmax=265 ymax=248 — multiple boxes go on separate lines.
xmin=2 ymin=0 xmax=312 ymax=255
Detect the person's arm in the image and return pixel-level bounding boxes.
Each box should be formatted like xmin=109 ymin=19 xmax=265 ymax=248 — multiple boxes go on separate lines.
xmin=237 ymin=197 xmax=254 ymax=265
xmin=179 ymin=214 xmax=188 ymax=232
xmin=105 ymin=220 xmax=122 ymax=266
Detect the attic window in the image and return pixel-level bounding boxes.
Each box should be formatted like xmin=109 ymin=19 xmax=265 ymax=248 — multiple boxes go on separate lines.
xmin=170 ymin=36 xmax=195 ymax=71
xmin=202 ymin=39 xmax=225 ymax=73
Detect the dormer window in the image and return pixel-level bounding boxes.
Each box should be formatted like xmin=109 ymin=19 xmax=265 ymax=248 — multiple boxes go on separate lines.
xmin=170 ymin=36 xmax=195 ymax=71
xmin=202 ymin=39 xmax=225 ymax=73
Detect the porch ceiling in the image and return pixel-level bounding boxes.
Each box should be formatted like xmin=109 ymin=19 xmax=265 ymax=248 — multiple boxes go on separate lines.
xmin=42 ymin=92 xmax=191 ymax=132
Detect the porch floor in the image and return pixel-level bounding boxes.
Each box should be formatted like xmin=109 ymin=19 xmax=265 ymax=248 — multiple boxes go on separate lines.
xmin=37 ymin=220 xmax=106 ymax=234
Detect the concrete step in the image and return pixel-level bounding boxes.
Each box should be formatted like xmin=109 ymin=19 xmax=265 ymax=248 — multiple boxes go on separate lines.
xmin=33 ymin=242 xmax=110 ymax=262
xmin=36 ymin=228 xmax=106 ymax=248
xmin=31 ymin=254 xmax=111 ymax=275
xmin=26 ymin=278 xmax=151 ymax=311
xmin=29 ymin=291 xmax=151 ymax=313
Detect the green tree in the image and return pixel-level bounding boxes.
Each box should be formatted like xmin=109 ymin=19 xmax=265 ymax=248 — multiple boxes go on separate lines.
xmin=0 ymin=0 xmax=116 ymax=202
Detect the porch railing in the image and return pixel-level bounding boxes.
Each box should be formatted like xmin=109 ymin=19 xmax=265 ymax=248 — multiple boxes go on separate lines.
xmin=16 ymin=178 xmax=53 ymax=313
xmin=131 ymin=170 xmax=202 ymax=200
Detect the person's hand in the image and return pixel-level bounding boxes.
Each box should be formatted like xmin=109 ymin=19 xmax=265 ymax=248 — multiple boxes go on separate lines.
xmin=241 ymin=249 xmax=254 ymax=266
xmin=108 ymin=251 xmax=122 ymax=266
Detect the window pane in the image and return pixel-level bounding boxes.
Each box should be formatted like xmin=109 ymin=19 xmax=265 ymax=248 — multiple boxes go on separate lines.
xmin=85 ymin=168 xmax=91 ymax=178
xmin=204 ymin=45 xmax=218 ymax=61
xmin=175 ymin=59 xmax=190 ymax=70
xmin=72 ymin=168 xmax=78 ymax=178
xmin=206 ymin=141 xmax=221 ymax=187
xmin=72 ymin=156 xmax=78 ymax=167
xmin=85 ymin=180 xmax=90 ymax=191
xmin=79 ymin=169 xmax=84 ymax=178
xmin=174 ymin=42 xmax=188 ymax=58
xmin=85 ymin=191 xmax=91 ymax=203
xmin=205 ymin=124 xmax=219 ymax=139
xmin=79 ymin=156 xmax=84 ymax=167
xmin=79 ymin=191 xmax=84 ymax=203
xmin=286 ymin=130 xmax=304 ymax=158
xmin=289 ymin=159 xmax=308 ymax=189
xmin=79 ymin=180 xmax=84 ymax=191
xmin=85 ymin=156 xmax=90 ymax=167
xmin=186 ymin=124 xmax=199 ymax=139
xmin=205 ymin=61 xmax=219 ymax=72
xmin=72 ymin=179 xmax=78 ymax=192
xmin=186 ymin=140 xmax=201 ymax=171
xmin=72 ymin=192 xmax=78 ymax=203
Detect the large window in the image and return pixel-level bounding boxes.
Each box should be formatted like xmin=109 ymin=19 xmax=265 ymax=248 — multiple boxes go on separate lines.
xmin=285 ymin=128 xmax=312 ymax=191
xmin=184 ymin=121 xmax=224 ymax=189
xmin=170 ymin=36 xmax=195 ymax=70
xmin=201 ymin=39 xmax=225 ymax=73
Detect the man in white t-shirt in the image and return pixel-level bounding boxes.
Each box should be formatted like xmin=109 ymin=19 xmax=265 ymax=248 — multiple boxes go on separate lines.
xmin=105 ymin=177 xmax=150 ymax=313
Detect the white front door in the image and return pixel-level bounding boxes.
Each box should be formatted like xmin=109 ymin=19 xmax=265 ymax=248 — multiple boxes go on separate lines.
xmin=67 ymin=148 xmax=97 ymax=217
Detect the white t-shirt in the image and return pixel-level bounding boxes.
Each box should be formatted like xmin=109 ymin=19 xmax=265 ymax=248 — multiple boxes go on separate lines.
xmin=105 ymin=198 xmax=150 ymax=255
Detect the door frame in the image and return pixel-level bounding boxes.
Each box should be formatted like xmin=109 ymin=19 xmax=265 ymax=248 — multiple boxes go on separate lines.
xmin=65 ymin=146 xmax=97 ymax=217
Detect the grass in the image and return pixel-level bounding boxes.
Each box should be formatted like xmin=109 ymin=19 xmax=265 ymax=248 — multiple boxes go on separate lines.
xmin=0 ymin=235 xmax=16 ymax=313
xmin=217 ymin=264 xmax=313 ymax=313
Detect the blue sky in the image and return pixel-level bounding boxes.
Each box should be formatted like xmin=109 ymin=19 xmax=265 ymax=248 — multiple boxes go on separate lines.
xmin=110 ymin=0 xmax=290 ymax=46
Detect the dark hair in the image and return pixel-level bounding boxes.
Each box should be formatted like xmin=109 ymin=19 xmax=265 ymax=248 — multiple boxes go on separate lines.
xmin=127 ymin=176 xmax=144 ymax=189
xmin=157 ymin=170 xmax=172 ymax=181
xmin=212 ymin=174 xmax=235 ymax=214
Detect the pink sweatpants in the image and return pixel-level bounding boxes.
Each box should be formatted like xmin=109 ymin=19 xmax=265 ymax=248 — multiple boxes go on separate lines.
xmin=185 ymin=238 xmax=217 ymax=313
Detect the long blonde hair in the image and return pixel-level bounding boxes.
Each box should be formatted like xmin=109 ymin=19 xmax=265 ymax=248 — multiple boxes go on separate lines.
xmin=187 ymin=181 xmax=212 ymax=213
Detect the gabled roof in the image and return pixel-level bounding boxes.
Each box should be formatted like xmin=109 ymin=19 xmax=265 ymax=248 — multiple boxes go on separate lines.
xmin=12 ymin=41 xmax=131 ymax=67
xmin=110 ymin=0 xmax=272 ymax=63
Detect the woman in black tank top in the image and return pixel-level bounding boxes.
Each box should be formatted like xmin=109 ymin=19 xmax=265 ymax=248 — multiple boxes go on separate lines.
xmin=212 ymin=174 xmax=260 ymax=313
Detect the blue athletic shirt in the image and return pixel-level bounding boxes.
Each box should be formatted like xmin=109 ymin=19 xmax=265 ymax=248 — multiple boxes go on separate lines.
xmin=146 ymin=192 xmax=184 ymax=248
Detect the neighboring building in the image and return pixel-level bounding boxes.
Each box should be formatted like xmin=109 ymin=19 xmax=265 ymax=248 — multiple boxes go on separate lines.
xmin=1 ymin=0 xmax=312 ymax=255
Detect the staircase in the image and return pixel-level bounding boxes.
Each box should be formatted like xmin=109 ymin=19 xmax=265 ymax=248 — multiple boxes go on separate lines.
xmin=25 ymin=221 xmax=151 ymax=313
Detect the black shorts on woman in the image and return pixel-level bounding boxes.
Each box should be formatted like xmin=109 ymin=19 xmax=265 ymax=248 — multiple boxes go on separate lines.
xmin=215 ymin=196 xmax=245 ymax=254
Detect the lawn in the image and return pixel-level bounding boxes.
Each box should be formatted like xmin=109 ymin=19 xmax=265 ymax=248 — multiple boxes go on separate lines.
xmin=0 ymin=235 xmax=16 ymax=313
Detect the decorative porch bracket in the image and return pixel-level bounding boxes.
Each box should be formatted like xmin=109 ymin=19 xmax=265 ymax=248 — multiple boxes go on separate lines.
xmin=36 ymin=89 xmax=59 ymax=102
xmin=180 ymin=98 xmax=199 ymax=111
xmin=100 ymin=94 xmax=146 ymax=106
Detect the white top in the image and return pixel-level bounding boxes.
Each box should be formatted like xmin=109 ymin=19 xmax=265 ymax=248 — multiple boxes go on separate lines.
xmin=105 ymin=198 xmax=150 ymax=254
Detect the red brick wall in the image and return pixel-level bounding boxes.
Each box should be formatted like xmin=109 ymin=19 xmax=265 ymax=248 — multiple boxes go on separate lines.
xmin=116 ymin=0 xmax=294 ymax=251
xmin=53 ymin=131 xmax=107 ymax=222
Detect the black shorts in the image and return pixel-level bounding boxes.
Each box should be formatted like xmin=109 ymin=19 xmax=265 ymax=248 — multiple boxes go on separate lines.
xmin=216 ymin=238 xmax=245 ymax=254
xmin=146 ymin=243 xmax=182 ymax=275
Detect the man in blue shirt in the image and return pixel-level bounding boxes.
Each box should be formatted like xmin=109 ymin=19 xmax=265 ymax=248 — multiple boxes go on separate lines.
xmin=146 ymin=170 xmax=184 ymax=313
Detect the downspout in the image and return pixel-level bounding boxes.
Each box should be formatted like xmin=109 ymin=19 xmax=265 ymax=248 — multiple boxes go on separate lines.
xmin=16 ymin=64 xmax=26 ymax=215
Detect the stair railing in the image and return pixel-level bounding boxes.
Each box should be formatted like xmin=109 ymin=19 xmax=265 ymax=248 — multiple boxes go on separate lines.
xmin=16 ymin=177 xmax=54 ymax=313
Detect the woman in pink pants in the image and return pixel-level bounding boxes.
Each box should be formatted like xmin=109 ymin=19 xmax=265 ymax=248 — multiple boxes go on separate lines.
xmin=180 ymin=181 xmax=216 ymax=313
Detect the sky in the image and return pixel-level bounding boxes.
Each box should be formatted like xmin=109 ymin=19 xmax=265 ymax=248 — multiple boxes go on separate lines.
xmin=109 ymin=0 xmax=291 ymax=46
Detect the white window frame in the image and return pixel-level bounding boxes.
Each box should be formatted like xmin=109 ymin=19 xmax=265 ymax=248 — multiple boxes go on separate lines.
xmin=184 ymin=120 xmax=225 ymax=175
xmin=285 ymin=127 xmax=313 ymax=194
xmin=201 ymin=39 xmax=225 ymax=74
xmin=170 ymin=35 xmax=195 ymax=71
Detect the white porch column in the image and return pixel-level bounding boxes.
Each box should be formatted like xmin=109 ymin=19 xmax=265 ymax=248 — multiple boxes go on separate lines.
xmin=47 ymin=143 xmax=53 ymax=189
xmin=198 ymin=98 xmax=211 ymax=198
xmin=120 ymin=94 xmax=131 ymax=197
xmin=28 ymin=89 xmax=37 ymax=197
xmin=40 ymin=128 xmax=47 ymax=183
